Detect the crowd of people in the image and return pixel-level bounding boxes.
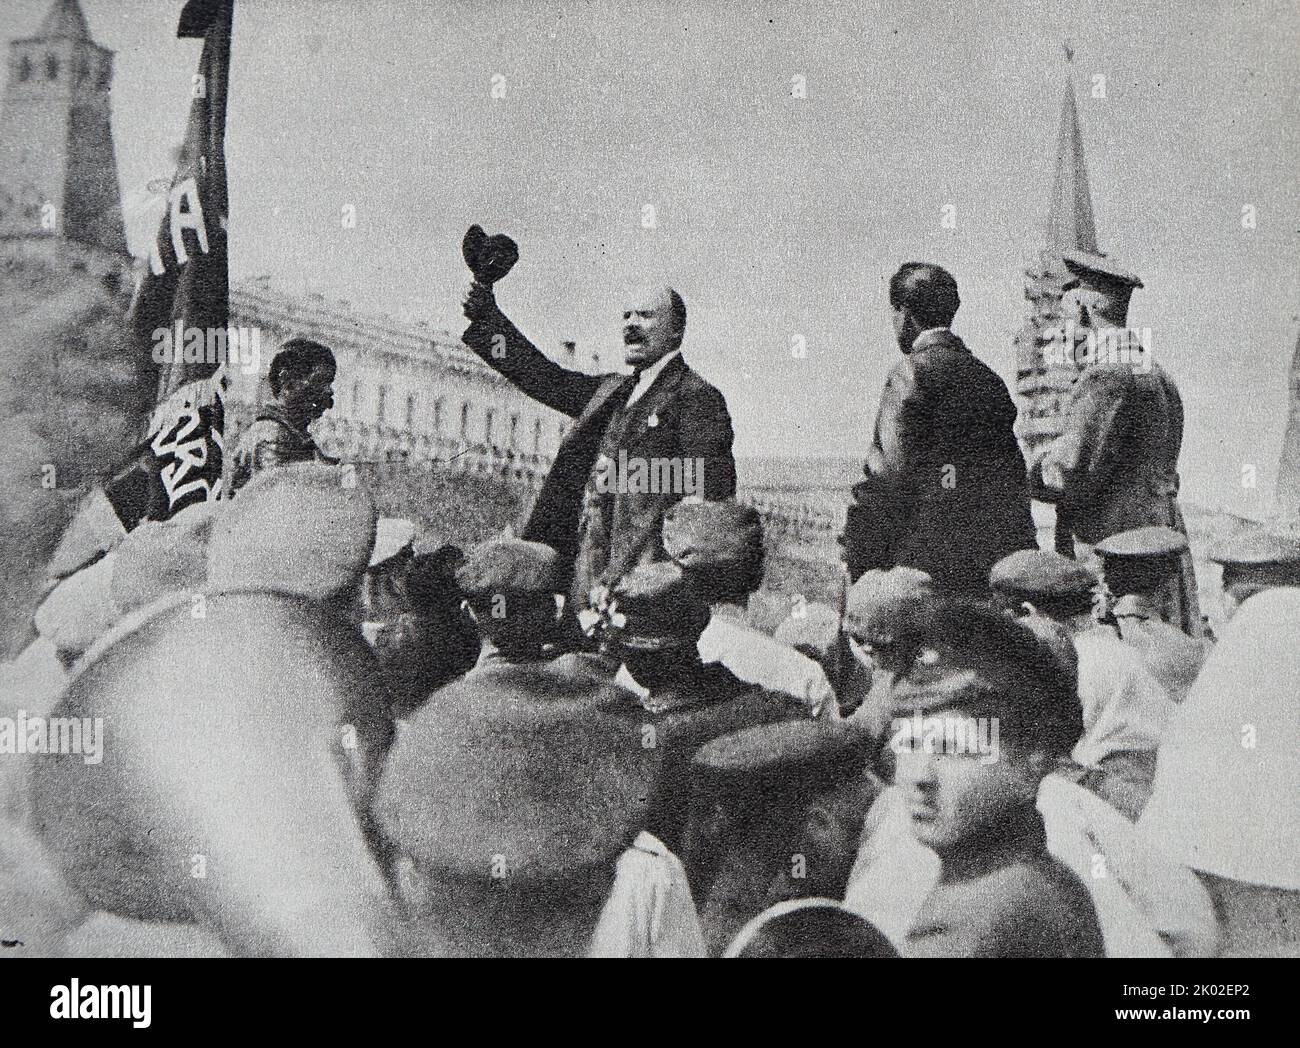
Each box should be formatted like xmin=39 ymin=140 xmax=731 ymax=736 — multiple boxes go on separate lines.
xmin=0 ymin=232 xmax=1296 ymax=957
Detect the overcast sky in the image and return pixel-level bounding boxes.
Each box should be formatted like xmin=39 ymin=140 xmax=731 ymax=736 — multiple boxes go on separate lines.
xmin=3 ymin=0 xmax=1298 ymax=512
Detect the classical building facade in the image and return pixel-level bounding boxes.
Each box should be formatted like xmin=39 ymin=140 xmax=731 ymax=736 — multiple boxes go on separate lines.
xmin=226 ymin=278 xmax=601 ymax=488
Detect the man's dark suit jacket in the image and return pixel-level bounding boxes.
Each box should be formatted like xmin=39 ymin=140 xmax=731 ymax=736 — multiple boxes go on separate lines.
xmin=841 ymin=328 xmax=1036 ymax=594
xmin=463 ymin=303 xmax=737 ymax=598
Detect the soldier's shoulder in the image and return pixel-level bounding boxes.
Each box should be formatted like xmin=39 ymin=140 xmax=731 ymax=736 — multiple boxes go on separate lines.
xmin=1079 ymin=361 xmax=1140 ymax=391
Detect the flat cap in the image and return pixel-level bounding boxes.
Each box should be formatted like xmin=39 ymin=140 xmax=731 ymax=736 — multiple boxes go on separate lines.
xmin=887 ymin=601 xmax=1082 ymax=756
xmin=1095 ymin=526 xmax=1188 ymax=561
xmin=606 ymin=561 xmax=711 ymax=650
xmin=207 ymin=463 xmax=377 ymax=600
xmin=1206 ymin=527 xmax=1300 ymax=568
xmin=989 ymin=549 xmax=1096 ymax=603
xmin=454 ymin=538 xmax=559 ymax=598
xmin=1061 ymin=250 xmax=1144 ymax=291
xmin=662 ymin=500 xmax=764 ymax=574
xmin=690 ymin=720 xmax=874 ymax=803
xmin=844 ymin=567 xmax=933 ymax=642
xmin=377 ymin=664 xmax=657 ymax=883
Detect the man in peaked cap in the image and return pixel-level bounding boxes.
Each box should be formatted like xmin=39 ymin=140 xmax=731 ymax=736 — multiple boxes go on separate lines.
xmin=454 ymin=537 xmax=564 ymax=671
xmin=374 ymin=652 xmax=671 ymax=957
xmin=989 ymin=548 xmax=1174 ymax=821
xmin=1139 ymin=527 xmax=1300 ymax=955
xmin=1094 ymin=526 xmax=1210 ymax=703
xmin=880 ymin=600 xmax=1104 ymax=957
xmin=1205 ymin=525 xmax=1300 ymax=616
xmin=594 ymin=561 xmax=800 ymax=851
xmin=662 ymin=499 xmax=835 ymax=715
xmin=359 ymin=520 xmax=480 ymax=720
xmin=988 ymin=548 xmax=1098 ymax=620
xmin=681 ymin=719 xmax=881 ymax=954
xmin=1031 ymin=251 xmax=1202 ymax=637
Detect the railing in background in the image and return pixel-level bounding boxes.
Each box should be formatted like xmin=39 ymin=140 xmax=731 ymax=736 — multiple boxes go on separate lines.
xmin=226 ymin=401 xmax=848 ymax=566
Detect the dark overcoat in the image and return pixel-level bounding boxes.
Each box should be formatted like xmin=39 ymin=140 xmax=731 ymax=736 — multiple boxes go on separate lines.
xmin=842 ymin=329 xmax=1036 ymax=593
xmin=464 ymin=305 xmax=737 ymax=598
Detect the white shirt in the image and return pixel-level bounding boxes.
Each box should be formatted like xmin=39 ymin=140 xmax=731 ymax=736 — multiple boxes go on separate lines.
xmin=624 ymin=350 xmax=681 ymax=409
xmin=588 ymin=831 xmax=707 ymax=958
xmin=698 ymin=611 xmax=836 ymax=717
xmin=1139 ymin=587 xmax=1300 ymax=891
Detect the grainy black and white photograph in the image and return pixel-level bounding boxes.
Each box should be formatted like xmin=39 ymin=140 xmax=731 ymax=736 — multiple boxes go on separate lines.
xmin=0 ymin=0 xmax=1296 ymax=996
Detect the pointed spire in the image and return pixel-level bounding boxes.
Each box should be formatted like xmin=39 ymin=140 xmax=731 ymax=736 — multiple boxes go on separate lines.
xmin=36 ymin=0 xmax=92 ymax=41
xmin=1045 ymin=75 xmax=1099 ymax=255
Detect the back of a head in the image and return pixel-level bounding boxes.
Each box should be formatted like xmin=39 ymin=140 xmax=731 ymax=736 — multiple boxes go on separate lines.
xmin=726 ymin=899 xmax=898 ymax=958
xmin=845 ymin=567 xmax=934 ymax=642
xmin=455 ymin=538 xmax=560 ymax=645
xmin=661 ymin=499 xmax=766 ymax=603
xmin=889 ymin=262 xmax=960 ymax=329
xmin=377 ymin=665 xmax=656 ymax=954
xmin=406 ymin=545 xmax=466 ymax=616
xmin=269 ymin=337 xmax=336 ymax=396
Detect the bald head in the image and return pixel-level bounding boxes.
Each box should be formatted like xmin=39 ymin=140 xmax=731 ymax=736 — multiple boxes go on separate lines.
xmin=622 ymin=285 xmax=685 ymax=368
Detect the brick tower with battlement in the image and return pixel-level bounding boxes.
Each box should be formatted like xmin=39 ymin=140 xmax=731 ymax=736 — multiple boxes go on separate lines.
xmin=1013 ymin=69 xmax=1102 ymax=460
xmin=0 ymin=0 xmax=129 ymax=274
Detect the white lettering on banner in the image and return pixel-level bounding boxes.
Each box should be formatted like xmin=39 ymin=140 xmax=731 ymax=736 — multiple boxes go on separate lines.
xmin=148 ymin=177 xmax=211 ymax=276
xmin=150 ymin=400 xmax=213 ymax=507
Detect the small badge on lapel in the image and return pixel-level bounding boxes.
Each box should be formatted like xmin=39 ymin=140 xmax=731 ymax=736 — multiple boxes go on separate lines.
xmin=647 ymin=413 xmax=659 ymax=428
